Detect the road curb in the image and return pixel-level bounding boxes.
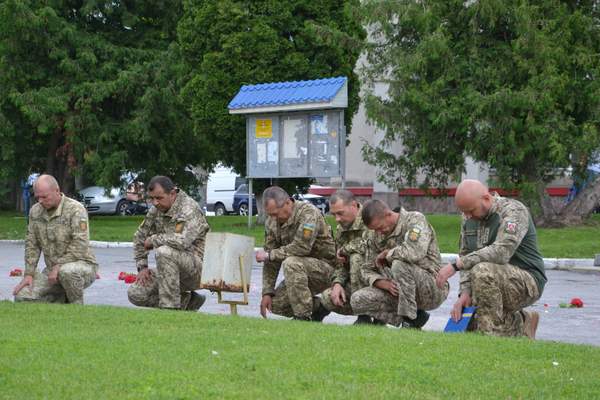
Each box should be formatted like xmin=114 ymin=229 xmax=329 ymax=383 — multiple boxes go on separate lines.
xmin=1 ymin=240 xmax=598 ymax=272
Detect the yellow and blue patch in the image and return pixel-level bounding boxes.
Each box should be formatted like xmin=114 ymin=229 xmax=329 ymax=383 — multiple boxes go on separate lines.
xmin=302 ymin=223 xmax=315 ymax=239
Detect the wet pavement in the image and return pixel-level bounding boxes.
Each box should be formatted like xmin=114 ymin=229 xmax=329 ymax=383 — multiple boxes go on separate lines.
xmin=1 ymin=242 xmax=599 ymax=346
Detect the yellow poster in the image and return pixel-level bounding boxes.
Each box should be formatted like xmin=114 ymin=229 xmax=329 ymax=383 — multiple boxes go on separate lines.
xmin=256 ymin=119 xmax=273 ymax=138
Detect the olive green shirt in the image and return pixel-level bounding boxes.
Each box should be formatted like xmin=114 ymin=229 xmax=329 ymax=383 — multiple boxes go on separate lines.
xmin=459 ymin=195 xmax=547 ymax=295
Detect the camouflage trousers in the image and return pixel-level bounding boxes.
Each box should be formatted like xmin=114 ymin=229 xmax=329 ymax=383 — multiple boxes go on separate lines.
xmin=128 ymin=245 xmax=202 ymax=309
xmin=320 ymin=253 xmax=368 ymax=315
xmin=470 ymin=262 xmax=540 ymax=337
xmin=350 ymin=260 xmax=448 ymax=325
xmin=271 ymin=256 xmax=334 ymax=319
xmin=14 ymin=261 xmax=97 ymax=304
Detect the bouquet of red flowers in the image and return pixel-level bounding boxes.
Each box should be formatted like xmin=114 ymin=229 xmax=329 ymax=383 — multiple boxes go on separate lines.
xmin=9 ymin=268 xmax=23 ymax=277
xmin=124 ymin=274 xmax=137 ymax=284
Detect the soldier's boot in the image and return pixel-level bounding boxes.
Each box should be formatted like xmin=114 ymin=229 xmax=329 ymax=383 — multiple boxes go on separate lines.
xmin=401 ymin=310 xmax=430 ymax=330
xmin=311 ymin=302 xmax=331 ymax=322
xmin=184 ymin=291 xmax=206 ymax=312
xmin=353 ymin=315 xmax=373 ymax=325
xmin=522 ymin=310 xmax=540 ymax=339
xmin=372 ymin=318 xmax=387 ymax=326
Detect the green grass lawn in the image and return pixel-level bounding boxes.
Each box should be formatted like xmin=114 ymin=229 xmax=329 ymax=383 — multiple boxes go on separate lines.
xmin=1 ymin=211 xmax=599 ymax=258
xmin=0 ymin=302 xmax=598 ymax=399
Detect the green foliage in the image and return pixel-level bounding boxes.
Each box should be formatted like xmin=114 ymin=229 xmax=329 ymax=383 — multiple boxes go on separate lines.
xmin=1 ymin=302 xmax=600 ymax=398
xmin=0 ymin=0 xmax=204 ymax=193
xmin=178 ymin=0 xmax=366 ymax=175
xmin=361 ymin=0 xmax=600 ymax=210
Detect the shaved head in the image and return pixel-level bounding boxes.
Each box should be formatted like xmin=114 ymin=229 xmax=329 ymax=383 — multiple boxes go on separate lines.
xmin=33 ymin=174 xmax=59 ymax=191
xmin=33 ymin=174 xmax=62 ymax=210
xmin=455 ymin=179 xmax=493 ymax=220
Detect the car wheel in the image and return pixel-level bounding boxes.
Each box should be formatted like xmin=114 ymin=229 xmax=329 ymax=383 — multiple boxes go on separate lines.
xmin=116 ymin=200 xmax=128 ymax=216
xmin=214 ymin=203 xmax=226 ymax=216
xmin=238 ymin=203 xmax=248 ymax=216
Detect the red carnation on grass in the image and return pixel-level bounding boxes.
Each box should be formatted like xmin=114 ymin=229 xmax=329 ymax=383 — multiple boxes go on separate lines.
xmin=124 ymin=274 xmax=137 ymax=284
xmin=9 ymin=268 xmax=23 ymax=277
xmin=570 ymin=298 xmax=584 ymax=308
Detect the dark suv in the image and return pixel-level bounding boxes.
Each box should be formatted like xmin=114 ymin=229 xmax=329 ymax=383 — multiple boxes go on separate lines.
xmin=232 ymin=184 xmax=258 ymax=215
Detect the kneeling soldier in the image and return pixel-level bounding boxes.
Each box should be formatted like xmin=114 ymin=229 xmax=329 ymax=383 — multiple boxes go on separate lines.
xmin=351 ymin=200 xmax=448 ymax=328
xmin=128 ymin=176 xmax=209 ymax=311
xmin=319 ymin=190 xmax=371 ymax=323
xmin=255 ymin=186 xmax=336 ymax=321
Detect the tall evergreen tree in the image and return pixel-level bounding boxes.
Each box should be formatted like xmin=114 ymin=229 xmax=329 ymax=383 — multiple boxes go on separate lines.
xmin=361 ymin=0 xmax=600 ymax=225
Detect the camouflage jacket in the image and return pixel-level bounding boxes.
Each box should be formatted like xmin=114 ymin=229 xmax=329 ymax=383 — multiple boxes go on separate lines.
xmin=362 ymin=208 xmax=442 ymax=287
xmin=332 ymin=206 xmax=367 ymax=286
xmin=262 ymin=201 xmax=336 ymax=295
xmin=25 ymin=194 xmax=98 ymax=275
xmin=133 ymin=190 xmax=210 ymax=270
xmin=458 ymin=194 xmax=547 ymax=295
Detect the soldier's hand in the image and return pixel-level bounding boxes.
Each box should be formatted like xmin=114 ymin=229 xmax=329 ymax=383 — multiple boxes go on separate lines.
xmin=260 ymin=295 xmax=273 ymax=318
xmin=330 ymin=283 xmax=346 ymax=307
xmin=144 ymin=238 xmax=153 ymax=250
xmin=374 ymin=279 xmax=399 ymax=297
xmin=47 ymin=265 xmax=60 ymax=286
xmin=137 ymin=268 xmax=153 ymax=286
xmin=375 ymin=250 xmax=389 ymax=268
xmin=436 ymin=263 xmax=456 ymax=289
xmin=451 ymin=293 xmax=472 ymax=322
xmin=13 ymin=275 xmax=33 ymax=296
xmin=255 ymin=250 xmax=269 ymax=263
xmin=336 ymin=249 xmax=347 ymax=264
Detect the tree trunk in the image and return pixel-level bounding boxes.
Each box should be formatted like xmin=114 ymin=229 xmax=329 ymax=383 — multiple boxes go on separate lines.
xmin=536 ymin=176 xmax=600 ymax=227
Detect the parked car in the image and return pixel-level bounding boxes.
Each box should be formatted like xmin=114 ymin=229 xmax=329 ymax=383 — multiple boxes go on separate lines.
xmin=205 ymin=165 xmax=246 ymax=216
xmin=293 ymin=192 xmax=329 ymax=215
xmin=232 ymin=184 xmax=257 ymax=216
xmin=78 ymin=186 xmax=128 ymax=215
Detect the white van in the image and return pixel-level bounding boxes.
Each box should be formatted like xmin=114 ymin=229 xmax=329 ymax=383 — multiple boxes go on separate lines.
xmin=205 ymin=165 xmax=246 ymax=216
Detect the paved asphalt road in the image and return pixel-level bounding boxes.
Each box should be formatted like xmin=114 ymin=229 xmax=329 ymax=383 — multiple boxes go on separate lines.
xmin=1 ymin=243 xmax=599 ymax=347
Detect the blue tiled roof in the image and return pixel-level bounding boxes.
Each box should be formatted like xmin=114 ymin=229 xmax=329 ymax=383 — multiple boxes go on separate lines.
xmin=228 ymin=77 xmax=346 ymax=110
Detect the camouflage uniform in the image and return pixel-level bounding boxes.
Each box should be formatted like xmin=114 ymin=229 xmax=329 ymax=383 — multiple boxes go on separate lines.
xmin=263 ymin=201 xmax=336 ymax=319
xmin=15 ymin=195 xmax=98 ymax=304
xmin=350 ymin=208 xmax=448 ymax=326
xmin=458 ymin=195 xmax=547 ymax=336
xmin=128 ymin=190 xmax=209 ymax=309
xmin=320 ymin=207 xmax=368 ymax=315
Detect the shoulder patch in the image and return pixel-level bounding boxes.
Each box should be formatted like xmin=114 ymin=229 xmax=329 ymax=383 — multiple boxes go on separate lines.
xmin=79 ymin=219 xmax=88 ymax=231
xmin=302 ymin=223 xmax=315 ymax=239
xmin=408 ymin=227 xmax=421 ymax=242
xmin=505 ymin=221 xmax=517 ymax=234
xmin=175 ymin=221 xmax=185 ymax=233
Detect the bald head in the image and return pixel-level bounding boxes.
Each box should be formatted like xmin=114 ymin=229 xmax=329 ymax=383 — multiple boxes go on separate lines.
xmin=33 ymin=174 xmax=62 ymax=210
xmin=33 ymin=174 xmax=59 ymax=191
xmin=455 ymin=179 xmax=493 ymax=220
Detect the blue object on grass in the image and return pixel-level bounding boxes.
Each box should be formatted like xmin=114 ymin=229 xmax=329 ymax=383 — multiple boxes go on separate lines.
xmin=444 ymin=306 xmax=477 ymax=333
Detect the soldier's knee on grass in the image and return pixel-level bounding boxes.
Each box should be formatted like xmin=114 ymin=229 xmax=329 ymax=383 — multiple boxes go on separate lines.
xmin=127 ymin=284 xmax=148 ymax=307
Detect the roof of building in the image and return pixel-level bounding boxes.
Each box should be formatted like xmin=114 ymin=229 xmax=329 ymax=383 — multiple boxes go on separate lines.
xmin=228 ymin=77 xmax=347 ymax=113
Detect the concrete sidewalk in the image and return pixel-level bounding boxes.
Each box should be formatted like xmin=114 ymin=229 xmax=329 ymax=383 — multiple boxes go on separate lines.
xmin=1 ymin=242 xmax=599 ymax=347
xmin=2 ymin=239 xmax=599 ymax=272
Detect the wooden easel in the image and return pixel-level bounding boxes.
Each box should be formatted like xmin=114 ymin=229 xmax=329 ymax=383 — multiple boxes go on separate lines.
xmin=216 ymin=255 xmax=249 ymax=315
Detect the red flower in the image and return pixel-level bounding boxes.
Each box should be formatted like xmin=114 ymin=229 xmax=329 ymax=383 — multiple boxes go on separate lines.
xmin=118 ymin=272 xmax=127 ymax=280
xmin=9 ymin=268 xmax=23 ymax=277
xmin=124 ymin=274 xmax=137 ymax=284
xmin=570 ymin=298 xmax=584 ymax=308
